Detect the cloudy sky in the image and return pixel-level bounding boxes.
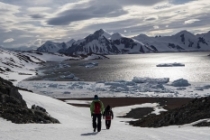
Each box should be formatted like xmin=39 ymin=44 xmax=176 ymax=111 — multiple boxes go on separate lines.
xmin=0 ymin=0 xmax=210 ymax=48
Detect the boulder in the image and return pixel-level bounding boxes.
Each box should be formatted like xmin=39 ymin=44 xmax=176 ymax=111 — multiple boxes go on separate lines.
xmin=0 ymin=77 xmax=59 ymax=124
xmin=130 ymin=96 xmax=210 ymax=127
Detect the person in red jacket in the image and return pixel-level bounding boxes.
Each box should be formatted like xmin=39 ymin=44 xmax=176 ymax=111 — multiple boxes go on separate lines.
xmin=103 ymin=105 xmax=114 ymax=129
xmin=90 ymin=95 xmax=104 ymax=132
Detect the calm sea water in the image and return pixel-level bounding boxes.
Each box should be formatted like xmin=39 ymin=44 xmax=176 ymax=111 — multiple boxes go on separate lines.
xmin=37 ymin=52 xmax=210 ymax=82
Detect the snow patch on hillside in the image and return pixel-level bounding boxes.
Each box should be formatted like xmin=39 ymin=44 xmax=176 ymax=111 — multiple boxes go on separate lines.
xmin=0 ymin=49 xmax=74 ymax=85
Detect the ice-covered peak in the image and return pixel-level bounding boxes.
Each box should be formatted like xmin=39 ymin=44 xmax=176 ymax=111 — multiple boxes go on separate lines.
xmin=136 ymin=34 xmax=148 ymax=38
xmin=44 ymin=40 xmax=56 ymax=45
xmin=101 ymin=31 xmax=111 ymax=39
xmin=175 ymin=30 xmax=194 ymax=37
xmin=111 ymin=32 xmax=122 ymax=40
xmin=93 ymin=29 xmax=111 ymax=38
xmin=66 ymin=39 xmax=75 ymax=47
xmin=85 ymin=29 xmax=110 ymax=41
xmin=173 ymin=30 xmax=196 ymax=44
xmin=93 ymin=29 xmax=105 ymax=36
xmin=133 ymin=34 xmax=149 ymax=40
xmin=97 ymin=29 xmax=105 ymax=33
xmin=203 ymin=31 xmax=210 ymax=37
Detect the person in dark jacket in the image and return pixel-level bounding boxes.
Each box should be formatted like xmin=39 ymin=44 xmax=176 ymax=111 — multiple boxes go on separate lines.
xmin=90 ymin=95 xmax=104 ymax=132
xmin=103 ymin=105 xmax=114 ymax=129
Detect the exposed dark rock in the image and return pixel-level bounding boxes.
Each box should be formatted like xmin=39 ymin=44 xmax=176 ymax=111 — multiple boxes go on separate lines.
xmin=196 ymin=37 xmax=208 ymax=49
xmin=180 ymin=34 xmax=185 ymax=44
xmin=198 ymin=37 xmax=208 ymax=45
xmin=0 ymin=68 xmax=4 ymax=72
xmin=17 ymin=87 xmax=33 ymax=92
xmin=18 ymin=73 xmax=33 ymax=75
xmin=150 ymin=45 xmax=158 ymax=52
xmin=5 ymin=68 xmax=11 ymax=71
xmin=129 ymin=96 xmax=210 ymax=127
xmin=121 ymin=108 xmax=154 ymax=119
xmin=0 ymin=77 xmax=59 ymax=124
xmin=195 ymin=121 xmax=210 ymax=127
xmin=139 ymin=46 xmax=145 ymax=53
xmin=197 ymin=42 xmax=201 ymax=49
xmin=188 ymin=40 xmax=194 ymax=47
xmin=168 ymin=43 xmax=185 ymax=51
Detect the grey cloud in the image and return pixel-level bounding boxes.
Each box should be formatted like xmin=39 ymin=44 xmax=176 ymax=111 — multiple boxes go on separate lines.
xmin=0 ymin=29 xmax=36 ymax=47
xmin=0 ymin=0 xmax=48 ymax=6
xmin=145 ymin=18 xmax=157 ymax=21
xmin=30 ymin=14 xmax=45 ymax=19
xmin=47 ymin=0 xmax=166 ymax=26
xmin=48 ymin=4 xmax=127 ymax=25
xmin=1 ymin=0 xmax=210 ymax=48
xmin=117 ymin=0 xmax=166 ymax=6
xmin=80 ymin=11 xmax=210 ymax=37
xmin=0 ymin=0 xmax=74 ymax=9
xmin=170 ymin=0 xmax=197 ymax=4
xmin=76 ymin=18 xmax=154 ymax=36
xmin=0 ymin=0 xmax=23 ymax=5
xmin=83 ymin=18 xmax=141 ymax=31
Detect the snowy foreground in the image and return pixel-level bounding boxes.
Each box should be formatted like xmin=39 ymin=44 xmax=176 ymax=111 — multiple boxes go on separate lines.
xmin=0 ymin=90 xmax=209 ymax=140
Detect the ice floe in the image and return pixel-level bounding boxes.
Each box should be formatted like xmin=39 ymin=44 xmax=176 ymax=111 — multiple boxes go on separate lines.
xmin=157 ymin=62 xmax=185 ymax=67
xmin=17 ymin=77 xmax=210 ymax=98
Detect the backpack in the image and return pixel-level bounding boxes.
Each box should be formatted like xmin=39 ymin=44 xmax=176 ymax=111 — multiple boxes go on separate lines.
xmin=94 ymin=101 xmax=101 ymax=114
xmin=104 ymin=110 xmax=112 ymax=120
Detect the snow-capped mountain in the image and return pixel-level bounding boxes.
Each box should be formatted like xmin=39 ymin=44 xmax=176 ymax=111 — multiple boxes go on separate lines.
xmin=59 ymin=29 xmax=155 ymax=55
xmin=37 ymin=29 xmax=210 ymax=55
xmin=133 ymin=30 xmax=210 ymax=52
xmin=37 ymin=41 xmax=68 ymax=53
xmin=66 ymin=39 xmax=76 ymax=47
xmin=196 ymin=31 xmax=210 ymax=46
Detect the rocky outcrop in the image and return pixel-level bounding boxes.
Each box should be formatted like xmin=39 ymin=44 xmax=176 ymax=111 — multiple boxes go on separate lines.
xmin=130 ymin=96 xmax=210 ymax=127
xmin=0 ymin=77 xmax=59 ymax=124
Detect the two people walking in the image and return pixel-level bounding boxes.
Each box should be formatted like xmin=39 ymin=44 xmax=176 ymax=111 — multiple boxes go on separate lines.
xmin=90 ymin=95 xmax=114 ymax=132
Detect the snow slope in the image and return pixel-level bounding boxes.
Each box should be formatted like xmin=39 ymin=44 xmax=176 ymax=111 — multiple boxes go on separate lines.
xmin=37 ymin=41 xmax=68 ymax=53
xmin=0 ymin=89 xmax=209 ymax=140
xmin=0 ymin=48 xmax=74 ymax=85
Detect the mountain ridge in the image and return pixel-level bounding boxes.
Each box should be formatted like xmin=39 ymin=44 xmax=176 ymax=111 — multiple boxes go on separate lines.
xmin=37 ymin=29 xmax=210 ymax=55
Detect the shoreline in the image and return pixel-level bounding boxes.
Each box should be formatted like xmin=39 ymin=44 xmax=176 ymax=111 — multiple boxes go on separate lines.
xmin=58 ymin=97 xmax=193 ymax=110
xmin=58 ymin=97 xmax=193 ymax=119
